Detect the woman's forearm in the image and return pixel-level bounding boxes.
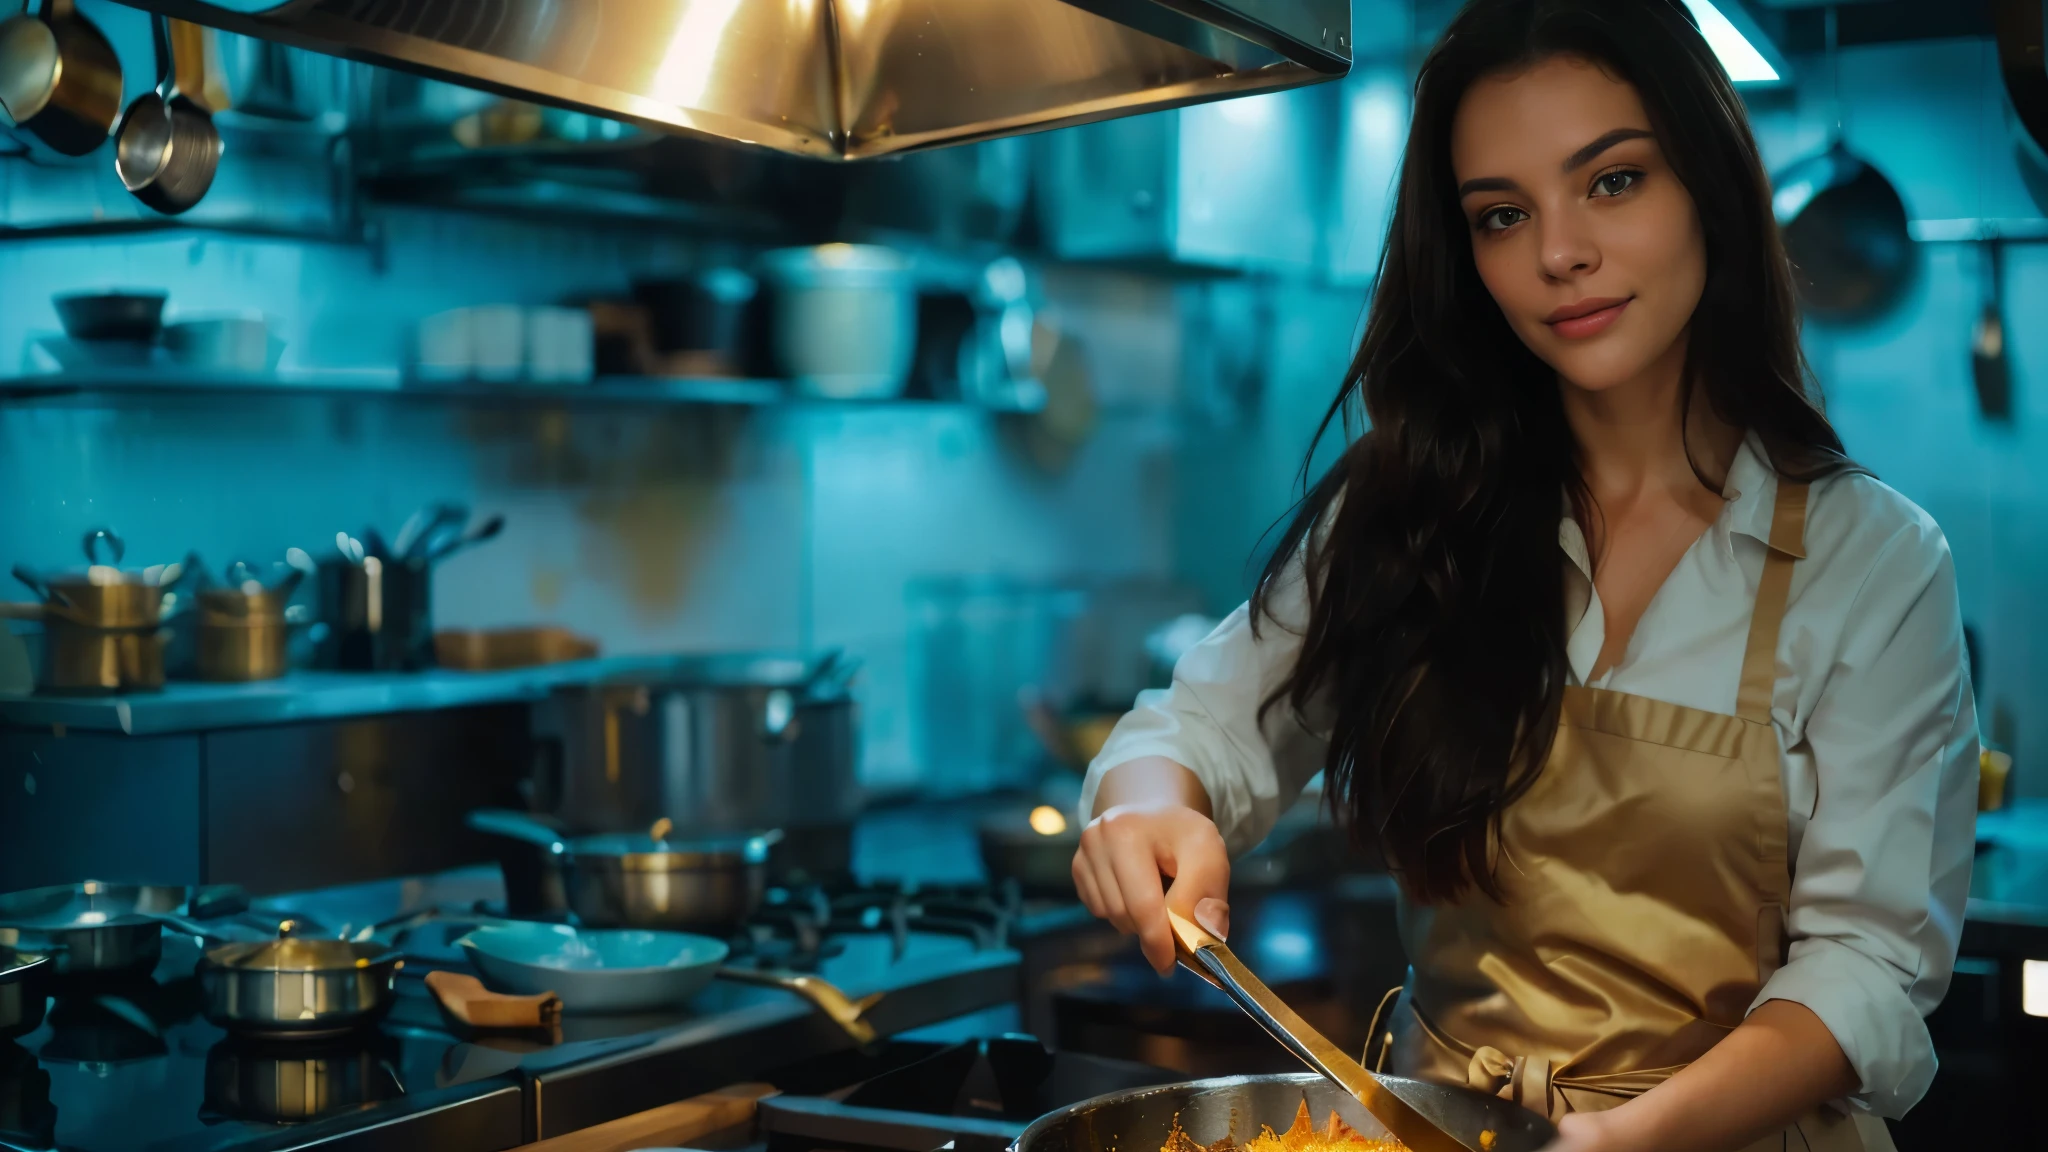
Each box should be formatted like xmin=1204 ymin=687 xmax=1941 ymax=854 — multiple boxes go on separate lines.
xmin=1573 ymin=1000 xmax=1857 ymax=1152
xmin=1090 ymin=756 xmax=1213 ymax=818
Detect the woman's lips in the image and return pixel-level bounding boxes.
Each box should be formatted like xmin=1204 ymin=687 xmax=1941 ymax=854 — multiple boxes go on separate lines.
xmin=1544 ymin=297 xmax=1631 ymax=339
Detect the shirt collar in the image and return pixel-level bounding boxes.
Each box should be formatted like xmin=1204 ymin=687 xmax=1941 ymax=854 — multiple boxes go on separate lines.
xmin=1721 ymin=432 xmax=1781 ymax=552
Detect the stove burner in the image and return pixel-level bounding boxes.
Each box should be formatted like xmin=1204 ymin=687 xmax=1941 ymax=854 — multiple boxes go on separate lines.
xmin=355 ymin=880 xmax=1030 ymax=975
xmin=741 ymin=879 xmax=1026 ymax=967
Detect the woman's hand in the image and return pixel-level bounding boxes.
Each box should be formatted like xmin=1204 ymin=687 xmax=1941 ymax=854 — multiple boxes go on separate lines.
xmin=1073 ymin=799 xmax=1231 ymax=974
xmin=1540 ymin=1111 xmax=1618 ymax=1152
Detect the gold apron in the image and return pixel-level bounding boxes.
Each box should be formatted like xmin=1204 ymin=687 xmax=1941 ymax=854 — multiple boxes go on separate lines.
xmin=1383 ymin=481 xmax=1892 ymax=1152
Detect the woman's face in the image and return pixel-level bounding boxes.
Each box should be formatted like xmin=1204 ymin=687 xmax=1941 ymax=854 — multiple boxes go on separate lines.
xmin=1451 ymin=55 xmax=1706 ymax=395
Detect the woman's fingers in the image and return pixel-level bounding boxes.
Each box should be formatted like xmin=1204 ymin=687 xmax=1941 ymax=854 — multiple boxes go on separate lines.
xmin=1079 ymin=825 xmax=1133 ymax=932
xmin=1072 ymin=852 xmax=1106 ymax=917
xmin=1076 ymin=804 xmax=1233 ymax=975
xmin=1108 ymin=836 xmax=1174 ymax=973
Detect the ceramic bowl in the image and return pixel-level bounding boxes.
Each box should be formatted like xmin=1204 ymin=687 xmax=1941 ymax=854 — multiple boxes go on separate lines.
xmin=457 ymin=922 xmax=728 ymax=1014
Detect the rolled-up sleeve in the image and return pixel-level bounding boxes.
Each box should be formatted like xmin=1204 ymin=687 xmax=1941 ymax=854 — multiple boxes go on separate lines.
xmin=1755 ymin=519 xmax=1979 ymax=1118
xmin=1078 ymin=555 xmax=1329 ymax=855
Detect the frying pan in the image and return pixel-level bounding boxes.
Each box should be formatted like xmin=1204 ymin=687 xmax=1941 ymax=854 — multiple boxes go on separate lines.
xmin=457 ymin=921 xmax=728 ymax=1013
xmin=0 ymin=881 xmax=193 ymax=976
xmin=1774 ymin=143 xmax=1914 ymax=322
xmin=1771 ymin=6 xmax=1914 ymax=324
xmin=0 ymin=0 xmax=121 ymax=156
xmin=1011 ymin=1075 xmax=1549 ymax=1152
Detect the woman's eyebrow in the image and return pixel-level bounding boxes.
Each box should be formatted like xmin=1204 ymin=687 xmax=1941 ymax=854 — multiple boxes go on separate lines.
xmin=1456 ymin=128 xmax=1655 ymax=198
xmin=1562 ymin=127 xmax=1654 ymax=172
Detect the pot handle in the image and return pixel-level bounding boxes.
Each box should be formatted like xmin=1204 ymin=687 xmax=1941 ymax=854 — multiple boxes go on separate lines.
xmin=466 ymin=807 xmax=569 ymax=852
xmin=82 ymin=526 xmax=125 ymax=567
xmin=716 ymin=967 xmax=882 ymax=1045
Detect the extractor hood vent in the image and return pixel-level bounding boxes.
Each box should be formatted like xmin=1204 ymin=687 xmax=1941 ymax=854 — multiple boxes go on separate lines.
xmin=137 ymin=0 xmax=1352 ymax=159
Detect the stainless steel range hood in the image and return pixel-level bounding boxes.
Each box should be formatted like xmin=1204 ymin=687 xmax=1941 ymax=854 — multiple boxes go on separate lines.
xmin=128 ymin=0 xmax=1351 ymax=159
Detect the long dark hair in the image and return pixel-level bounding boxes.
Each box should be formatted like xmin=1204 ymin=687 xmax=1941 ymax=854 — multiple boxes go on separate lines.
xmin=1252 ymin=0 xmax=1853 ymax=903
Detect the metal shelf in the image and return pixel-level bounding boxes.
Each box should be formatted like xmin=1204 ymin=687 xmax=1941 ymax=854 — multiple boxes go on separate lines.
xmin=0 ymin=369 xmax=788 ymax=407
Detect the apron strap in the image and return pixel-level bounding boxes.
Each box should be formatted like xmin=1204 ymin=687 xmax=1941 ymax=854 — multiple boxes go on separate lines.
xmin=1735 ymin=480 xmax=1809 ymax=724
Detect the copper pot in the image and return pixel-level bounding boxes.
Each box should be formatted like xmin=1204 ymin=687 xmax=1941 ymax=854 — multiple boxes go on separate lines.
xmin=6 ymin=529 xmax=191 ymax=694
xmin=195 ymin=583 xmax=299 ymax=682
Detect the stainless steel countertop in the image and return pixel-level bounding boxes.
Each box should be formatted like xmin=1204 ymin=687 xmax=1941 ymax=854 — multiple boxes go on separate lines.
xmin=0 ymin=654 xmax=715 ymax=735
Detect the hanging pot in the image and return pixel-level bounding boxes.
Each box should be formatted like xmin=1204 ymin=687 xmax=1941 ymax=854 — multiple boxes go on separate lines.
xmin=1771 ymin=8 xmax=1915 ymax=324
xmin=0 ymin=0 xmax=121 ymax=157
xmin=1773 ymin=143 xmax=1915 ymax=322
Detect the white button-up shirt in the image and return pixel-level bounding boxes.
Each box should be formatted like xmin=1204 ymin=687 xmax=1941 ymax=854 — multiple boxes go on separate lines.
xmin=1081 ymin=435 xmax=1980 ymax=1119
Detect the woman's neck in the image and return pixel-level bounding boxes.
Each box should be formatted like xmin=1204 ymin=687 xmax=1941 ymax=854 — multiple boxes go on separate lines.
xmin=1560 ymin=333 xmax=1739 ymax=505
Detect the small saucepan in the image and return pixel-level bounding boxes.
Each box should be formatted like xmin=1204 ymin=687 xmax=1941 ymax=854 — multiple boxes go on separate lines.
xmin=467 ymin=809 xmax=780 ymax=933
xmin=0 ymin=880 xmax=210 ymax=977
xmin=159 ymin=915 xmax=403 ymax=1040
xmin=0 ymin=947 xmax=53 ymax=1039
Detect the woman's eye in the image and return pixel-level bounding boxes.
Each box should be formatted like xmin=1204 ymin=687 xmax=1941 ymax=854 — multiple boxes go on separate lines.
xmin=1480 ymin=206 xmax=1528 ymax=231
xmin=1592 ymin=170 xmax=1640 ymax=197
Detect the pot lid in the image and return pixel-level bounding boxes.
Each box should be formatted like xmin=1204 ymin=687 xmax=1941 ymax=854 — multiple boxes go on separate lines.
xmin=147 ymin=0 xmax=1349 ymax=160
xmin=207 ymin=926 xmax=392 ymax=972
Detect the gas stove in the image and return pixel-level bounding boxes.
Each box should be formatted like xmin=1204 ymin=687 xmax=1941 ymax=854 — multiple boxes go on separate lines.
xmin=0 ymin=866 xmax=1029 ymax=1152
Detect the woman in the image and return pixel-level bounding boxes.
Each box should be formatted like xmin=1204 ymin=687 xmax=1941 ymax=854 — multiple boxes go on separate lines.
xmin=1071 ymin=3 xmax=1978 ymax=1152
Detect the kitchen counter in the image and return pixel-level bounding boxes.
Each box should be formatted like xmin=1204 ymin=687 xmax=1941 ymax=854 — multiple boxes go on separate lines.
xmin=0 ymin=654 xmax=717 ymax=735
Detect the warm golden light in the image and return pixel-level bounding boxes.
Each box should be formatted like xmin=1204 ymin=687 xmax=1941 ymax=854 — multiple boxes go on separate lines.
xmin=1029 ymin=806 xmax=1068 ymax=836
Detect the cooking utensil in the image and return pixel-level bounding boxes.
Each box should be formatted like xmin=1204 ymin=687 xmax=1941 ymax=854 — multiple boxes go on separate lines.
xmin=716 ymin=965 xmax=884 ymax=1044
xmin=759 ymin=245 xmax=915 ymax=400
xmin=466 ymin=810 xmax=780 ymax=932
xmin=1168 ymin=912 xmax=1553 ymax=1152
xmin=52 ymin=291 xmax=167 ymax=343
xmin=1972 ymin=239 xmax=2012 ymax=420
xmin=115 ymin=15 xmax=223 ymax=216
xmin=9 ymin=528 xmax=194 ymax=694
xmin=161 ymin=915 xmax=402 ymax=1039
xmin=434 ymin=626 xmax=598 ymax=670
xmin=0 ymin=0 xmax=120 ymax=157
xmin=163 ymin=316 xmax=280 ymax=373
xmin=423 ymin=512 xmax=504 ymax=563
xmin=393 ymin=502 xmax=466 ymax=561
xmin=1772 ymin=8 xmax=1914 ymax=324
xmin=1012 ymin=1073 xmax=1545 ymax=1152
xmin=531 ymin=652 xmax=861 ymax=845
xmin=458 ymin=921 xmax=729 ymax=1013
xmin=0 ymin=948 xmax=51 ymax=1040
xmin=195 ymin=562 xmax=304 ymax=681
xmin=0 ymin=880 xmax=235 ymax=977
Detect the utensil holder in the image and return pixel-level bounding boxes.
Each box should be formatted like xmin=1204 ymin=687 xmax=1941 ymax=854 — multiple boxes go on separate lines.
xmin=315 ymin=557 xmax=433 ymax=671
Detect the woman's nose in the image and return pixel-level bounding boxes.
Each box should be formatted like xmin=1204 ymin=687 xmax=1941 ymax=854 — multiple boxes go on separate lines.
xmin=1539 ymin=211 xmax=1601 ymax=279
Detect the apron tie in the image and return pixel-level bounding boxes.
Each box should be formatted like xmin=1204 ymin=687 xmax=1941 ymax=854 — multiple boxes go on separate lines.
xmin=1466 ymin=1047 xmax=1554 ymax=1119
